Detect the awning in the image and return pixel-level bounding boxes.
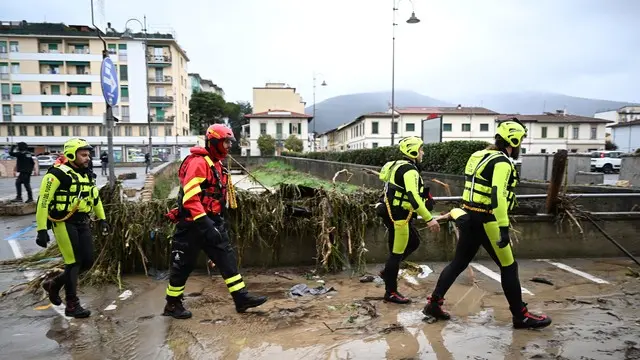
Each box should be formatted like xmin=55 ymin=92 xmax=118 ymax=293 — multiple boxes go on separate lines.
xmin=39 ymin=60 xmax=63 ymax=65
xmin=68 ymin=82 xmax=91 ymax=87
xmin=68 ymin=102 xmax=92 ymax=107
xmin=150 ymin=103 xmax=172 ymax=108
xmin=148 ymin=63 xmax=170 ymax=68
xmin=67 ymin=61 xmax=90 ymax=66
xmin=42 ymin=102 xmax=66 ymax=107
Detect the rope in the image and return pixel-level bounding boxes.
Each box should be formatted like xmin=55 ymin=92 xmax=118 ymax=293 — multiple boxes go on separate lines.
xmin=227 ymin=158 xmax=237 ymax=209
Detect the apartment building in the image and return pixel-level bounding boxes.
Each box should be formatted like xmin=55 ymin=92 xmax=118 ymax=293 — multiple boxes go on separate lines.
xmin=497 ymin=111 xmax=613 ymax=153
xmin=0 ymin=20 xmax=197 ymax=162
xmin=609 ymin=119 xmax=640 ymax=153
xmin=320 ymin=112 xmax=399 ymax=151
xmin=595 ymin=105 xmax=640 ymax=135
xmin=241 ymin=82 xmax=311 ymax=156
xmin=188 ymin=73 xmax=224 ymax=98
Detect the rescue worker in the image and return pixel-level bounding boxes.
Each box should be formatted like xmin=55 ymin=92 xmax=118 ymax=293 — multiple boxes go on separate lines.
xmin=9 ymin=141 xmax=35 ymax=203
xmin=375 ymin=136 xmax=440 ymax=304
xmin=35 ymin=138 xmax=110 ymax=318
xmin=163 ymin=123 xmax=268 ymax=319
xmin=422 ymin=118 xmax=552 ymax=329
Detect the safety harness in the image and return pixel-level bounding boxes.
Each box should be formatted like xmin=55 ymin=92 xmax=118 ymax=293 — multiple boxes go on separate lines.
xmin=47 ymin=164 xmax=94 ymax=222
xmin=463 ymin=151 xmax=518 ymax=213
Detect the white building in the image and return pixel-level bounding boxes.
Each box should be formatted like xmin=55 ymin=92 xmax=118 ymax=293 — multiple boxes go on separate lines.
xmin=497 ymin=111 xmax=613 ymax=154
xmin=595 ymin=106 xmax=640 ymax=136
xmin=242 ymin=110 xmax=312 ymax=156
xmin=609 ymin=119 xmax=640 ymax=153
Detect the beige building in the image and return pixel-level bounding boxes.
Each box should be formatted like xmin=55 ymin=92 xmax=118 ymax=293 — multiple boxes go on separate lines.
xmin=241 ymin=82 xmax=312 ymax=156
xmin=0 ymin=20 xmax=197 ymax=161
xmin=497 ymin=111 xmax=613 ymax=153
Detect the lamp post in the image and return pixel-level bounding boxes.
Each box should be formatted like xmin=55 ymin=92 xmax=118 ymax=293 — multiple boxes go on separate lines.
xmin=122 ymin=16 xmax=152 ymax=166
xmin=390 ymin=0 xmax=420 ymax=146
xmin=312 ymin=72 xmax=327 ymax=152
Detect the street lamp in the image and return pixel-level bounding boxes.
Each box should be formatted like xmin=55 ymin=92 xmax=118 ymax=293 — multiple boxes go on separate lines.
xmin=390 ymin=0 xmax=420 ymax=146
xmin=312 ymin=72 xmax=327 ymax=152
xmin=121 ymin=16 xmax=152 ymax=167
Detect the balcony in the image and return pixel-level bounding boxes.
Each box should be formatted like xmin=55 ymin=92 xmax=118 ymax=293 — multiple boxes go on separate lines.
xmin=151 ymin=115 xmax=175 ymax=123
xmin=120 ymin=115 xmax=130 ymax=123
xmin=0 ymin=73 xmax=9 ymax=80
xmin=147 ymin=54 xmax=172 ymax=63
xmin=149 ymin=96 xmax=174 ymax=103
xmin=3 ymin=114 xmax=11 ymax=122
xmin=148 ymin=75 xmax=172 ymax=84
xmin=1 ymin=94 xmax=9 ymax=101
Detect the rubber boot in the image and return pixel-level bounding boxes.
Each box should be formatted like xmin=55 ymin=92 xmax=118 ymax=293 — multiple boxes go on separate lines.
xmin=422 ymin=295 xmax=451 ymax=320
xmin=384 ymin=291 xmax=411 ymax=304
xmin=511 ymin=302 xmax=552 ymax=329
xmin=163 ymin=295 xmax=192 ymax=319
xmin=65 ymin=297 xmax=91 ymax=318
xmin=232 ymin=291 xmax=268 ymax=313
xmin=42 ymin=276 xmax=64 ymax=306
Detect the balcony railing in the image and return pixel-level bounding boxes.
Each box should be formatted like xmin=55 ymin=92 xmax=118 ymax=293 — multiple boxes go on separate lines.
xmin=149 ymin=75 xmax=173 ymax=83
xmin=121 ymin=96 xmax=129 ymax=102
xmin=0 ymin=53 xmax=8 ymax=59
xmin=120 ymin=115 xmax=130 ymax=122
xmin=149 ymin=96 xmax=174 ymax=103
xmin=151 ymin=115 xmax=175 ymax=123
xmin=147 ymin=54 xmax=172 ymax=63
xmin=0 ymin=73 xmax=9 ymax=80
xmin=3 ymin=115 xmax=11 ymax=122
xmin=1 ymin=94 xmax=9 ymax=100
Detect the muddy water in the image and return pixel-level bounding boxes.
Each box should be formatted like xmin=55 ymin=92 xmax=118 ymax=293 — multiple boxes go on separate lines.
xmin=2 ymin=259 xmax=639 ymax=359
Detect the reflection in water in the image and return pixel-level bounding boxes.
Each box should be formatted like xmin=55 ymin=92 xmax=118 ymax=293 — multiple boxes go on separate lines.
xmin=237 ymin=342 xmax=325 ymax=360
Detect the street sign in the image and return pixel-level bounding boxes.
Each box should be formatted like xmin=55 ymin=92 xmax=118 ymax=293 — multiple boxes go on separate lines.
xmin=100 ymin=57 xmax=119 ymax=107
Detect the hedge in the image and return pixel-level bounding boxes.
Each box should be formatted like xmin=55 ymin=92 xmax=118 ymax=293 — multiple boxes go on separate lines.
xmin=282 ymin=140 xmax=491 ymax=175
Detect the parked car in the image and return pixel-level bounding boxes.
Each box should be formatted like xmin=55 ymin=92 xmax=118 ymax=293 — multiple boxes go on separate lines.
xmin=92 ymin=158 xmax=102 ymax=167
xmin=37 ymin=155 xmax=57 ymax=168
xmin=590 ymin=151 xmax=623 ymax=174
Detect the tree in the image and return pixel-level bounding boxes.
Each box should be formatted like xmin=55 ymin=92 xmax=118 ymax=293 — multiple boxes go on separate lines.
xmin=225 ymin=101 xmax=253 ymax=155
xmin=605 ymin=140 xmax=618 ymax=150
xmin=284 ymin=135 xmax=303 ymax=153
xmin=257 ymin=134 xmax=276 ymax=156
xmin=189 ymin=92 xmax=227 ymax=134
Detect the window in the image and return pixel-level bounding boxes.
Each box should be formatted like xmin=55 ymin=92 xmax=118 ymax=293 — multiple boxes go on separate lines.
xmin=121 ymin=86 xmax=129 ymax=99
xmin=114 ymin=126 xmax=121 ymax=136
xmin=521 ymin=148 xmax=527 ymax=154
xmin=151 ymin=126 xmax=158 ymax=136
xmin=276 ymin=123 xmax=283 ymax=137
xmin=51 ymin=85 xmax=60 ymax=95
xmin=108 ymin=44 xmax=117 ymax=54
xmin=165 ymin=126 xmax=172 ymax=136
xmin=125 ymin=126 xmax=132 ymax=136
xmin=154 ymin=87 xmax=164 ymax=96
xmin=76 ymin=65 xmax=86 ymax=75
xmin=19 ymin=126 xmax=27 ymax=136
xmin=541 ymin=126 xmax=547 ymax=138
xmin=72 ymin=126 xmax=80 ymax=136
xmin=47 ymin=43 xmax=58 ymax=52
xmin=442 ymin=123 xmax=452 ymax=131
xmin=154 ymin=68 xmax=163 ymax=81
xmin=52 ymin=107 xmax=62 ymax=116
xmin=99 ymin=126 xmax=105 ymax=136
xmin=2 ymin=105 xmax=11 ymax=121
xmin=119 ymin=65 xmax=128 ymax=81
xmin=0 ymin=41 xmax=7 ymax=53
xmin=462 ymin=124 xmax=471 ymax=132
xmin=572 ymin=126 xmax=579 ymax=139
xmin=372 ymin=142 xmax=378 ymax=148
xmin=88 ymin=126 xmax=95 ymax=136
xmin=405 ymin=123 xmax=415 ymax=132
xmin=76 ymin=86 xmax=87 ymax=95
xmin=46 ymin=126 xmax=54 ymax=136
xmin=61 ymin=126 xmax=69 ymax=136
xmin=140 ymin=126 xmax=147 ymax=136
xmin=9 ymin=41 xmax=18 ymax=52
xmin=541 ymin=149 xmax=547 ymax=153
xmin=289 ymin=122 xmax=301 ymax=135
xmin=392 ymin=122 xmax=398 ymax=134
xmin=78 ymin=106 xmax=90 ymax=116
xmin=7 ymin=125 xmax=15 ymax=136
xmin=260 ymin=123 xmax=267 ymax=135
xmin=34 ymin=126 xmax=42 ymax=136
xmin=590 ymin=126 xmax=597 ymax=140
xmin=480 ymin=124 xmax=489 ymax=132
xmin=0 ymin=83 xmax=8 ymax=100
xmin=0 ymin=63 xmax=7 ymax=80
xmin=11 ymin=83 xmax=21 ymax=95
xmin=10 ymin=63 xmax=19 ymax=73
xmin=12 ymin=104 xmax=22 ymax=115
xmin=558 ymin=126 xmax=565 ymax=138
xmin=371 ymin=121 xmax=379 ymax=134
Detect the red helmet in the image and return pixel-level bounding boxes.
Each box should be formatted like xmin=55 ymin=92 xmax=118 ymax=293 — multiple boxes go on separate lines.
xmin=205 ymin=123 xmax=235 ymax=159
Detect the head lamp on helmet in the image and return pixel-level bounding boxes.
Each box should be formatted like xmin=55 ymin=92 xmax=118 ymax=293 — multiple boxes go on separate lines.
xmin=63 ymin=138 xmax=93 ymax=161
xmin=398 ymin=136 xmax=423 ymax=159
xmin=205 ymin=123 xmax=236 ymax=159
xmin=495 ymin=117 xmax=527 ymax=148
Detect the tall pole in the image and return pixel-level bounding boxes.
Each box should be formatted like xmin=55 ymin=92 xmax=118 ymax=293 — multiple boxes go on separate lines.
xmin=312 ymin=74 xmax=316 ymax=152
xmin=143 ymin=16 xmax=153 ymax=167
xmin=390 ymin=0 xmax=397 ymax=146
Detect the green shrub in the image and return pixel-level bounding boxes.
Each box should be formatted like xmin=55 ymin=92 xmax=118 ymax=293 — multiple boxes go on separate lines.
xmin=282 ymin=140 xmax=490 ymax=174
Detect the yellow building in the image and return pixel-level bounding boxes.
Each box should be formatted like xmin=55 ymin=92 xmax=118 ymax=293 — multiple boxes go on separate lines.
xmin=0 ymin=20 xmax=198 ymax=162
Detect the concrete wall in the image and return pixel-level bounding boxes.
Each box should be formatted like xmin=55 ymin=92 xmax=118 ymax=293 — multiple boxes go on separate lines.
xmin=276 ymin=156 xmax=640 ymax=212
xmin=232 ymin=212 xmax=640 ymax=268
xmin=620 ymin=154 xmax=640 ymax=186
xmin=520 ymin=153 xmax=592 ymax=184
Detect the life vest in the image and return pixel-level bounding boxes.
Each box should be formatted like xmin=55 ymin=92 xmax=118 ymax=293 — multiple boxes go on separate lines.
xmin=174 ymin=154 xmax=230 ymax=221
xmin=462 ymin=149 xmax=519 ymax=212
xmin=48 ymin=163 xmax=99 ymax=220
xmin=378 ymin=159 xmax=433 ymax=225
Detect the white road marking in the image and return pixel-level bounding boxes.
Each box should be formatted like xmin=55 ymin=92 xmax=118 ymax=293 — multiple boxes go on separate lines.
xmin=7 ymin=240 xmax=24 ymax=259
xmin=469 ymin=262 xmax=535 ymax=295
xmin=542 ymin=260 xmax=610 ymax=284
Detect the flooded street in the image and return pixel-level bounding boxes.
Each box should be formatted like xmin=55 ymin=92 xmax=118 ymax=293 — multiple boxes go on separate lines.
xmin=1 ymin=257 xmax=639 ymax=359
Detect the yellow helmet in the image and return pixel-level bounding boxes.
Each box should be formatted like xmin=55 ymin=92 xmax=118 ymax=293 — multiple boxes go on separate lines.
xmin=398 ymin=136 xmax=423 ymax=159
xmin=496 ymin=118 xmax=527 ymax=147
xmin=63 ymin=138 xmax=93 ymax=161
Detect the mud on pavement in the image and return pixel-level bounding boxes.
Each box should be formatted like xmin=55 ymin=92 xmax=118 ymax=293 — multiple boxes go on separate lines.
xmin=1 ymin=258 xmax=639 ymax=359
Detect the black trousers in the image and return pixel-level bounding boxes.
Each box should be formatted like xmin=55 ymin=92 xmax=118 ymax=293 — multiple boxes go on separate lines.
xmin=431 ymin=210 xmax=523 ymax=316
xmin=166 ymin=216 xmax=247 ymax=299
xmin=378 ymin=205 xmax=421 ymax=293
xmin=16 ymin=171 xmax=32 ymax=200
xmin=51 ymin=219 xmax=94 ymax=301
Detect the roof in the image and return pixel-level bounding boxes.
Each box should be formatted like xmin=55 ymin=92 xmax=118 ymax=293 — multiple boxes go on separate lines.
xmin=319 ymin=112 xmax=400 ymax=136
xmin=497 ymin=112 xmax=614 ymax=124
xmin=396 ymin=106 xmax=499 ymax=115
xmin=244 ymin=110 xmax=313 ymax=121
xmin=609 ymin=119 xmax=640 ymax=128
xmin=0 ymin=20 xmax=190 ymax=60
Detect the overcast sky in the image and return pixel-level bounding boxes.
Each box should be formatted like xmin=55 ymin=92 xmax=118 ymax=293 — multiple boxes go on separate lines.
xmin=3 ymin=0 xmax=639 ymax=105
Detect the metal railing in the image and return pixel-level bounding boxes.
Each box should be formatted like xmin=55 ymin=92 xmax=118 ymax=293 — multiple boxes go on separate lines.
xmin=149 ymin=95 xmax=173 ymax=102
xmin=147 ymin=54 xmax=172 ymax=63
xmin=148 ymin=75 xmax=172 ymax=83
xmin=433 ymin=193 xmax=640 ymax=202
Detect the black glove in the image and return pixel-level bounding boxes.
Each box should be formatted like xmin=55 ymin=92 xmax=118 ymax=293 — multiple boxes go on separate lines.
xmin=36 ymin=230 xmax=50 ymax=248
xmin=497 ymin=226 xmax=511 ymax=248
xmin=99 ymin=220 xmax=110 ymax=236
